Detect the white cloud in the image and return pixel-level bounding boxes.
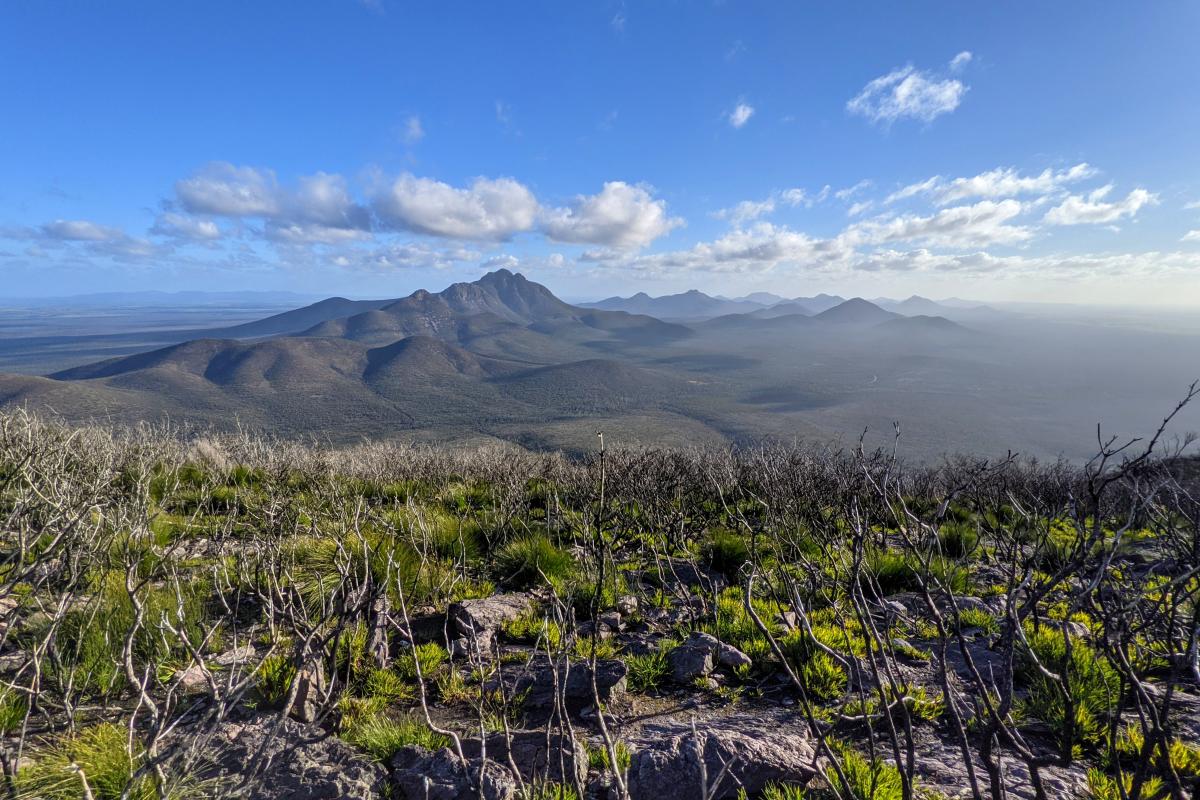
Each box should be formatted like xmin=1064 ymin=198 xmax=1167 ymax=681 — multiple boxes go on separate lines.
xmin=949 ymin=51 xmax=973 ymax=71
xmin=330 ymin=241 xmax=480 ymax=272
xmin=288 ymin=172 xmax=370 ymax=229
xmin=176 ymin=163 xmax=280 ymax=217
xmin=1181 ymin=230 xmax=1200 ymax=242
xmin=40 ymin=219 xmax=126 ymax=242
xmin=373 ymin=174 xmax=539 ymax=241
xmin=1183 ymin=200 xmax=1200 ymax=210
xmin=888 ymin=163 xmax=1097 ymax=205
xmin=481 ymin=254 xmax=521 ymax=270
xmin=715 ymin=198 xmax=776 ymax=226
xmin=835 ymin=180 xmax=872 ymax=201
xmin=715 ymin=188 xmax=816 ymax=226
xmin=1044 ymin=186 xmax=1157 ymax=225
xmin=601 ymin=222 xmax=852 ymax=275
xmin=847 ymin=65 xmax=967 ymax=124
xmin=729 ymin=103 xmax=755 ymax=129
xmin=780 ymin=188 xmax=809 ymax=207
xmin=542 ymin=181 xmax=683 ymax=249
xmin=264 ymin=221 xmax=369 ymax=245
xmin=151 ymin=212 xmax=221 ymax=241
xmin=843 ymin=199 xmax=1032 ymax=248
xmin=847 ymin=201 xmax=874 ymax=217
xmin=402 ymin=115 xmax=424 ymax=144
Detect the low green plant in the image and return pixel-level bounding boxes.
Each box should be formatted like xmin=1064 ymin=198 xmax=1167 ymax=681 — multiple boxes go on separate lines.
xmin=0 ymin=688 xmax=28 ymax=734
xmin=823 ymin=744 xmax=906 ymax=800
xmin=504 ymin=609 xmax=564 ymax=649
xmin=626 ymin=649 xmax=669 ymax=693
xmin=955 ymin=607 xmax=999 ymax=635
xmin=365 ymin=667 xmax=414 ymax=702
xmin=342 ymin=712 xmax=450 ymax=760
xmin=17 ymin=723 xmax=158 ymax=800
xmin=520 ymin=782 xmax=579 ymax=800
xmin=1018 ymin=624 xmax=1118 ymax=756
xmin=587 ymin=739 xmax=633 ymax=774
xmin=704 ymin=529 xmax=751 ymax=580
xmin=395 ymin=642 xmax=448 ymax=682
xmin=571 ymin=635 xmax=621 ymax=661
xmin=1084 ymin=767 xmax=1163 ymax=800
xmin=255 ymin=653 xmax=297 ymax=707
xmin=800 ymin=651 xmax=847 ymax=702
xmin=494 ymin=534 xmax=576 ymax=590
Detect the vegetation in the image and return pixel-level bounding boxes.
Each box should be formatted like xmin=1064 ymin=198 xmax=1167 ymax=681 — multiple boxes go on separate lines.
xmin=0 ymin=398 xmax=1197 ymax=800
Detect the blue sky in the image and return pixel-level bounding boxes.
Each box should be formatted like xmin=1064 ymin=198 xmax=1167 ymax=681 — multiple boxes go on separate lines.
xmin=3 ymin=1 xmax=1200 ymax=304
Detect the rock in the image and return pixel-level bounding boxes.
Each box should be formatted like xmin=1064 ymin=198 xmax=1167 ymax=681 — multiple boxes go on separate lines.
xmin=403 ymin=608 xmax=450 ymax=644
xmin=190 ymin=714 xmax=387 ymax=799
xmin=669 ymin=632 xmax=751 ymax=683
xmin=291 ymin=660 xmax=326 ymax=723
xmin=176 ymin=664 xmax=210 ymax=693
xmin=669 ymin=637 xmax=715 ymax=684
xmin=599 ymin=611 xmax=623 ymax=631
xmin=450 ymin=593 xmax=532 ymax=653
xmin=715 ymin=642 xmax=751 ymax=670
xmin=460 ymin=730 xmax=586 ymax=786
xmin=617 ymin=595 xmax=639 ymax=617
xmin=626 ymin=716 xmax=816 ymax=799
xmin=390 ymin=746 xmax=517 ymax=800
xmin=488 ymin=656 xmax=627 ymax=714
xmin=214 ymin=645 xmax=257 ymax=666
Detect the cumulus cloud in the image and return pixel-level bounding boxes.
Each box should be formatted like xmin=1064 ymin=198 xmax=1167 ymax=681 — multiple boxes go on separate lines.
xmin=887 ymin=163 xmax=1096 ymax=205
xmin=1182 ymin=230 xmax=1200 ymax=242
xmin=264 ymin=221 xmax=369 ymax=245
xmin=151 ymin=212 xmax=221 ymax=241
xmin=1044 ymin=186 xmax=1157 ymax=225
xmin=728 ymin=103 xmax=755 ymax=128
xmin=481 ymin=254 xmax=520 ymax=270
xmin=328 ymin=241 xmax=480 ymax=272
xmin=176 ymin=163 xmax=280 ymax=217
xmin=847 ymin=64 xmax=967 ymax=124
xmin=373 ymin=174 xmax=539 ymax=241
xmin=288 ymin=172 xmax=370 ymax=230
xmin=541 ymin=181 xmax=683 ymax=249
xmin=715 ymin=188 xmax=813 ymax=226
xmin=843 ymin=200 xmax=1032 ymax=248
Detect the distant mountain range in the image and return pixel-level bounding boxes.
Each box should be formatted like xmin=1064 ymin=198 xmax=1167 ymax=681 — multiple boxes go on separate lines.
xmin=579 ymin=289 xmax=996 ymax=321
xmin=0 ymin=270 xmax=981 ymax=451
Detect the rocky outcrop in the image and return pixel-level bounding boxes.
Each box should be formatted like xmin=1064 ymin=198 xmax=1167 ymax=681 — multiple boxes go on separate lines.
xmin=460 ymin=729 xmax=587 ymax=787
xmin=668 ymin=632 xmax=751 ymax=684
xmin=487 ymin=656 xmax=627 ymax=714
xmin=625 ymin=716 xmax=816 ymax=799
xmin=449 ymin=593 xmax=532 ymax=652
xmin=390 ymin=746 xmax=518 ymax=800
xmin=194 ymin=715 xmax=387 ymax=799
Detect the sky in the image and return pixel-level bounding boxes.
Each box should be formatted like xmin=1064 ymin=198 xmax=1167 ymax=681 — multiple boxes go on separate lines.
xmin=2 ymin=1 xmax=1200 ymax=305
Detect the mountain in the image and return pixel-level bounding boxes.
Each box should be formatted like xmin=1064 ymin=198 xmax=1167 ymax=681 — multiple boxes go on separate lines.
xmin=813 ymin=298 xmax=899 ymax=325
xmin=792 ymin=294 xmax=846 ymax=313
xmin=216 ymin=297 xmax=394 ymax=338
xmin=749 ymin=301 xmax=813 ymax=319
xmin=307 ymin=269 xmax=689 ymax=349
xmin=0 ymin=271 xmax=702 ymax=444
xmin=735 ymin=292 xmax=789 ymax=306
xmin=579 ymin=289 xmax=764 ymax=319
